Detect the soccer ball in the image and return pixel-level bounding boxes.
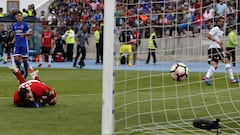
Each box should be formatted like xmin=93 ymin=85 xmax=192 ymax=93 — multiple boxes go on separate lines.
xmin=170 ymin=62 xmax=189 ymax=81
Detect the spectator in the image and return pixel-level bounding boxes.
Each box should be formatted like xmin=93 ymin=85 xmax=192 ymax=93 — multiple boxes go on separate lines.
xmin=166 ymin=9 xmax=176 ymax=37
xmin=226 ymin=24 xmax=238 ymax=67
xmin=226 ymin=1 xmax=235 ymax=15
xmin=149 ymin=10 xmax=158 ymax=25
xmin=0 ymin=24 xmax=9 ymax=64
xmin=195 ymin=11 xmax=207 ymax=33
xmin=177 ymin=9 xmax=195 ymax=37
xmin=145 ymin=28 xmax=157 ymax=64
xmin=139 ymin=10 xmax=149 ymax=25
xmin=39 ymin=10 xmax=47 ymax=22
xmin=203 ymin=4 xmax=215 ymax=20
xmin=38 ymin=26 xmax=54 ymax=68
xmin=99 ymin=24 xmax=104 ymax=64
xmin=48 ymin=11 xmax=57 ymax=26
xmin=22 ymin=8 xmax=28 ymax=17
xmin=131 ymin=27 xmax=139 ymax=65
xmin=73 ymin=25 xmax=89 ymax=68
xmin=62 ymin=26 xmax=75 ymax=62
xmin=27 ymin=4 xmax=37 ymax=17
xmin=116 ymin=4 xmax=123 ymax=26
xmin=94 ymin=25 xmax=101 ymax=64
xmin=226 ymin=14 xmax=235 ymax=28
xmin=237 ymin=1 xmax=240 ymax=35
xmin=0 ymin=8 xmax=3 ymax=17
xmin=53 ymin=32 xmax=66 ymax=61
xmin=89 ymin=0 xmax=100 ymax=11
xmin=215 ymin=1 xmax=228 ymax=16
xmin=94 ymin=9 xmax=103 ymax=23
xmin=81 ymin=9 xmax=90 ymax=23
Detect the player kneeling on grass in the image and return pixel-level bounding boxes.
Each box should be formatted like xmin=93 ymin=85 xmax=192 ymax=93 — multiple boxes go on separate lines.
xmin=9 ymin=65 xmax=57 ymax=107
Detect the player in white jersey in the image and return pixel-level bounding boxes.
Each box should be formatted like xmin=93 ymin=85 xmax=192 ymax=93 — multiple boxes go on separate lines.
xmin=203 ymin=16 xmax=239 ymax=86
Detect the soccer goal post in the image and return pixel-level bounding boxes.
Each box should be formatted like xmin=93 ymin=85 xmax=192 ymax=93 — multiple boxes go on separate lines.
xmin=101 ymin=0 xmax=115 ymax=134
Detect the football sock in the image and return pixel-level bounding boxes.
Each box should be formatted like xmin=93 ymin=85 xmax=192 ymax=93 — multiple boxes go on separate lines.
xmin=48 ymin=55 xmax=52 ymax=64
xmin=39 ymin=55 xmax=43 ymax=64
xmin=11 ymin=55 xmax=15 ymax=65
xmin=15 ymin=60 xmax=21 ymax=70
xmin=15 ymin=70 xmax=26 ymax=84
xmin=225 ymin=64 xmax=234 ymax=80
xmin=206 ymin=66 xmax=215 ymax=78
xmin=128 ymin=53 xmax=132 ymax=65
xmin=3 ymin=53 xmax=7 ymax=62
xmin=23 ymin=60 xmax=29 ymax=79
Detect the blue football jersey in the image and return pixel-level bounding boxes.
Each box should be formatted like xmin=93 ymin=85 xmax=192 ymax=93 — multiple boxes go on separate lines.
xmin=12 ymin=21 xmax=31 ymax=46
xmin=12 ymin=21 xmax=32 ymax=56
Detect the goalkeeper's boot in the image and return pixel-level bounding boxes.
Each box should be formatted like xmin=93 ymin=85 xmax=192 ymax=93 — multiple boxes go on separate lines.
xmin=202 ymin=76 xmax=211 ymax=86
xmin=30 ymin=70 xmax=39 ymax=80
xmin=8 ymin=65 xmax=18 ymax=73
xmin=230 ymin=79 xmax=239 ymax=84
xmin=128 ymin=63 xmax=132 ymax=67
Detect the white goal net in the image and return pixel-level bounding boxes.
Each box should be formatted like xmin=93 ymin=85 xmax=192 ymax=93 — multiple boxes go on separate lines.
xmin=110 ymin=0 xmax=240 ymax=134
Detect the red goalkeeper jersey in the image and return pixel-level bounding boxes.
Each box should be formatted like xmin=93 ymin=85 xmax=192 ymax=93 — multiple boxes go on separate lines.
xmin=13 ymin=80 xmax=57 ymax=107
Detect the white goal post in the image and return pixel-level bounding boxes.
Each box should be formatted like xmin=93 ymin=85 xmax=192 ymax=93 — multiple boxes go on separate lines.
xmin=101 ymin=0 xmax=115 ymax=134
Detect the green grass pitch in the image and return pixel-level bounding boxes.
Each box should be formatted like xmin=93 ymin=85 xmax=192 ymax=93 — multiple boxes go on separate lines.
xmin=0 ymin=67 xmax=239 ymax=134
xmin=0 ymin=67 xmax=102 ymax=135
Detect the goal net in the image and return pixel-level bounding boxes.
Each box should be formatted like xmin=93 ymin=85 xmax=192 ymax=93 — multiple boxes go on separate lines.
xmin=109 ymin=0 xmax=240 ymax=134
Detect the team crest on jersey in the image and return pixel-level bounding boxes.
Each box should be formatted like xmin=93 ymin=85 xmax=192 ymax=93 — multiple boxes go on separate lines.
xmin=20 ymin=25 xmax=24 ymax=29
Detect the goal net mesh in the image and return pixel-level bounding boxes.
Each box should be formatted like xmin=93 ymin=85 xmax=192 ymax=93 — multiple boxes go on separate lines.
xmin=113 ymin=0 xmax=240 ymax=134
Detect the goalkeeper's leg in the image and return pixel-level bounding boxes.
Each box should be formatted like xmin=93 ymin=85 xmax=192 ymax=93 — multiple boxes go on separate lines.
xmin=127 ymin=44 xmax=132 ymax=67
xmin=127 ymin=53 xmax=132 ymax=67
xmin=116 ymin=53 xmax=122 ymax=66
xmin=116 ymin=45 xmax=124 ymax=66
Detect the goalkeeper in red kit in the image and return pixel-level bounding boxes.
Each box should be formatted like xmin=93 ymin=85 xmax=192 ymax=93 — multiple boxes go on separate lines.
xmin=9 ymin=65 xmax=57 ymax=107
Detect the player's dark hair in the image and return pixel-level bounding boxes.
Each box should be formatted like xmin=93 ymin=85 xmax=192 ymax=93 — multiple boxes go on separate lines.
xmin=217 ymin=16 xmax=225 ymax=22
xmin=18 ymin=88 xmax=28 ymax=100
xmin=15 ymin=10 xmax=23 ymax=15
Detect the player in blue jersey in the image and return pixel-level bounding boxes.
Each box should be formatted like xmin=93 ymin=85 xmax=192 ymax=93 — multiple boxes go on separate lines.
xmin=11 ymin=11 xmax=32 ymax=79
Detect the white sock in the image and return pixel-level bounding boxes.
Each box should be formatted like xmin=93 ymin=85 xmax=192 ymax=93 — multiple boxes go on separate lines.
xmin=225 ymin=64 xmax=234 ymax=80
xmin=39 ymin=55 xmax=43 ymax=64
xmin=3 ymin=53 xmax=7 ymax=62
xmin=28 ymin=61 xmax=33 ymax=69
xmin=48 ymin=55 xmax=52 ymax=64
xmin=206 ymin=66 xmax=215 ymax=78
xmin=11 ymin=55 xmax=15 ymax=66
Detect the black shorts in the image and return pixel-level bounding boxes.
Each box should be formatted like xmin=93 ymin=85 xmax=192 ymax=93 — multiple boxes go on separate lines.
xmin=41 ymin=47 xmax=52 ymax=55
xmin=208 ymin=48 xmax=227 ymax=63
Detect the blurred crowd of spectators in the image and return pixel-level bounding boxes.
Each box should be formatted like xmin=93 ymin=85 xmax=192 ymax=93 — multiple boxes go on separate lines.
xmin=1 ymin=0 xmax=240 ymax=38
xmin=116 ymin=0 xmax=239 ymax=38
xmin=45 ymin=0 xmax=104 ymax=35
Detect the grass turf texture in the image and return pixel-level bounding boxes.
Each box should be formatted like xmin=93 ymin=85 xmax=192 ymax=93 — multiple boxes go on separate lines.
xmin=0 ymin=67 xmax=239 ymax=134
xmin=0 ymin=68 xmax=102 ymax=135
xmin=114 ymin=70 xmax=240 ymax=134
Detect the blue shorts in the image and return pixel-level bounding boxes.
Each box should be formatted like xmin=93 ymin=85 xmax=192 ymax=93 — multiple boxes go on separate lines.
xmin=13 ymin=44 xmax=29 ymax=57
